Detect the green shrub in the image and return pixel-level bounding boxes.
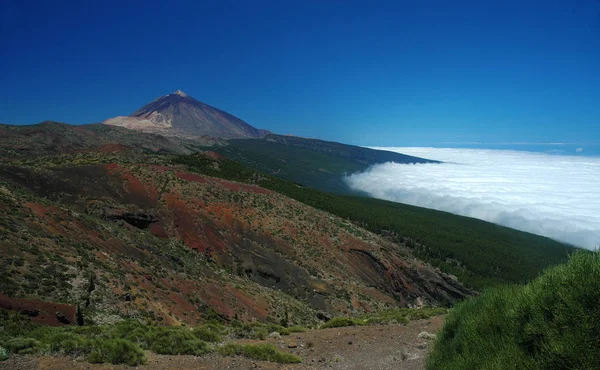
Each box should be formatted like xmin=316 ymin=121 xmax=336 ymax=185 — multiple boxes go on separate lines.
xmin=320 ymin=317 xmax=364 ymax=329
xmin=231 ymin=322 xmax=269 ymax=339
xmin=280 ymin=325 xmax=307 ymax=335
xmin=4 ymin=338 xmax=41 ymax=354
xmin=218 ymin=343 xmax=301 ymax=364
xmin=427 ymin=251 xmax=600 ymax=370
xmin=90 ymin=339 xmax=146 ymax=366
xmin=228 ymin=322 xmax=307 ymax=339
xmin=0 ymin=310 xmax=38 ymax=340
xmin=147 ymin=328 xmax=209 ymax=355
xmin=361 ymin=307 xmax=447 ymax=325
xmin=47 ymin=331 xmax=90 ymax=355
xmin=88 ymin=349 xmax=104 ymax=364
xmin=0 ymin=346 xmax=7 ymax=361
xmin=192 ymin=325 xmax=222 ymax=342
xmin=112 ymin=321 xmax=152 ymax=348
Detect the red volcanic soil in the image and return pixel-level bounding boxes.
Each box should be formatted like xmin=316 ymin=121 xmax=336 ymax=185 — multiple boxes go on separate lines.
xmin=0 ymin=293 xmax=76 ymax=326
xmin=215 ymin=179 xmax=271 ymax=195
xmin=96 ymin=143 xmax=131 ymax=153
xmin=151 ymin=165 xmax=172 ymax=174
xmin=24 ymin=202 xmax=51 ymax=218
xmin=176 ymin=172 xmax=208 ymax=183
xmin=202 ymin=151 xmax=224 ymax=160
xmin=149 ymin=221 xmax=169 ymax=238
xmin=176 ymin=171 xmax=270 ymax=195
xmin=103 ymin=163 xmax=158 ymax=205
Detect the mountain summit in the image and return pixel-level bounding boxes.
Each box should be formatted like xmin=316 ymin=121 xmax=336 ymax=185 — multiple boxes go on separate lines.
xmin=104 ymin=90 xmax=267 ymax=138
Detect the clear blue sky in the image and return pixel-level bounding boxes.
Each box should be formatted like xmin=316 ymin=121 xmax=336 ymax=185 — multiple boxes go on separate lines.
xmin=1 ymin=0 xmax=599 ymax=146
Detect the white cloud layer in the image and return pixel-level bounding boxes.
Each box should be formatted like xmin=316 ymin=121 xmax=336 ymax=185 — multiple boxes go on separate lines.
xmin=345 ymin=147 xmax=600 ymax=249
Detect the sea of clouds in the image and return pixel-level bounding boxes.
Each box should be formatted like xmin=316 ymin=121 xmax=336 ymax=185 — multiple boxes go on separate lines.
xmin=345 ymin=147 xmax=600 ymax=249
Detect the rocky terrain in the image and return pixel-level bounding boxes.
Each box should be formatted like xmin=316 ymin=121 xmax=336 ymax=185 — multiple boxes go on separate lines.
xmin=0 ymin=146 xmax=470 ymax=327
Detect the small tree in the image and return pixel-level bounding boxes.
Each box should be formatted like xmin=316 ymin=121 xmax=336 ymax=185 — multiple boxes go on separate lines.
xmin=76 ymin=304 xmax=85 ymax=326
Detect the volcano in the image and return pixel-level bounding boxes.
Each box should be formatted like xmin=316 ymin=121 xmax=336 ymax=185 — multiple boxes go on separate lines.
xmin=104 ymin=90 xmax=268 ymax=138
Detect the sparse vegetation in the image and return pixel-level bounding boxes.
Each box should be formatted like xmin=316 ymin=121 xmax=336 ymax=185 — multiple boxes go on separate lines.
xmin=0 ymin=314 xmax=207 ymax=365
xmin=0 ymin=304 xmax=448 ymax=365
xmin=229 ymin=320 xmax=308 ymax=339
xmin=321 ymin=307 xmax=447 ymax=329
xmin=427 ymin=251 xmax=600 ymax=370
xmin=147 ymin=328 xmax=210 ymax=356
xmin=217 ymin=343 xmax=301 ymax=364
xmin=0 ymin=310 xmax=310 ymax=365
xmin=361 ymin=307 xmax=447 ymax=325
xmin=281 ymin=325 xmax=308 ymax=335
xmin=89 ymin=339 xmax=146 ymax=366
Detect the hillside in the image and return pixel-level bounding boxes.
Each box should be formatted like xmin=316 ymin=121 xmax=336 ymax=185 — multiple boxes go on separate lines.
xmin=0 ymin=148 xmax=470 ymax=328
xmin=104 ymin=90 xmax=269 ymax=139
xmin=0 ymin=122 xmax=575 ymax=293
xmin=0 ymin=124 xmax=581 ymax=369
xmin=175 ymin=154 xmax=576 ymax=290
xmin=216 ymin=134 xmax=437 ymax=194
xmin=0 ymin=121 xmax=220 ymax=159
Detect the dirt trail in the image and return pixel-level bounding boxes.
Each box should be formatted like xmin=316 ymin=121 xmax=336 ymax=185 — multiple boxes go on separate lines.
xmin=0 ymin=316 xmax=444 ymax=370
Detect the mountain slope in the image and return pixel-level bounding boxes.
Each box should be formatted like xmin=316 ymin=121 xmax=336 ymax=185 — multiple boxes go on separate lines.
xmin=175 ymin=153 xmax=577 ymax=290
xmin=216 ymin=134 xmax=438 ymax=194
xmin=0 ymin=122 xmax=574 ymax=291
xmin=0 ymin=121 xmax=221 ymax=159
xmin=0 ymin=150 xmax=471 ymax=327
xmin=104 ymin=90 xmax=268 ymax=139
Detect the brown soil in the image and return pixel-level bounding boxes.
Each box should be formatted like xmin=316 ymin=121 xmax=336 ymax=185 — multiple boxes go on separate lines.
xmin=0 ymin=317 xmax=443 ymax=370
xmin=0 ymin=294 xmax=75 ymax=327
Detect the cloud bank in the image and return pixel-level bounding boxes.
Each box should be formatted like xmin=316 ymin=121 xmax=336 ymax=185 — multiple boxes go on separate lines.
xmin=345 ymin=147 xmax=600 ymax=249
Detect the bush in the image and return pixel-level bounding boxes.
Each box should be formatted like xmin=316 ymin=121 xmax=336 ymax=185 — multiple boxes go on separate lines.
xmin=111 ymin=321 xmax=152 ymax=348
xmin=231 ymin=322 xmax=269 ymax=339
xmin=361 ymin=307 xmax=447 ymax=325
xmin=192 ymin=324 xmax=223 ymax=342
xmin=88 ymin=349 xmax=104 ymax=364
xmin=320 ymin=317 xmax=364 ymax=329
xmin=0 ymin=346 xmax=7 ymax=361
xmin=279 ymin=326 xmax=307 ymax=335
xmin=89 ymin=339 xmax=146 ymax=366
xmin=427 ymin=251 xmax=600 ymax=370
xmin=147 ymin=328 xmax=210 ymax=356
xmin=4 ymin=338 xmax=41 ymax=354
xmin=47 ymin=331 xmax=89 ymax=355
xmin=218 ymin=343 xmax=301 ymax=364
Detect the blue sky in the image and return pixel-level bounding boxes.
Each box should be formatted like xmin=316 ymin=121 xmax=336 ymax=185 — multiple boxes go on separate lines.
xmin=1 ymin=0 xmax=599 ymax=147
